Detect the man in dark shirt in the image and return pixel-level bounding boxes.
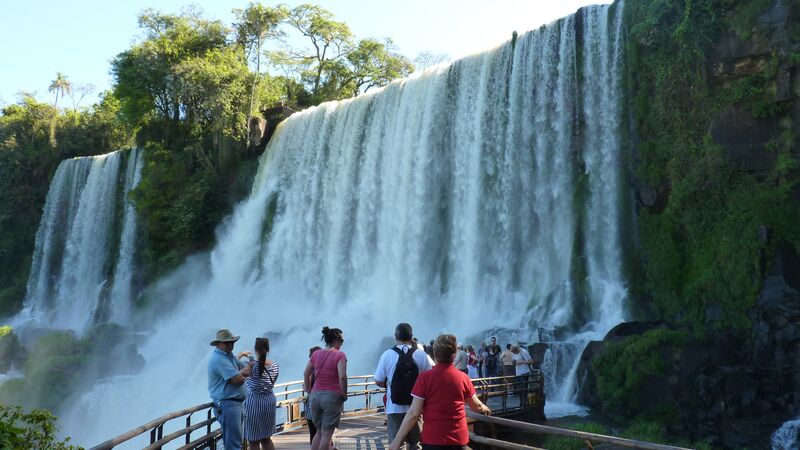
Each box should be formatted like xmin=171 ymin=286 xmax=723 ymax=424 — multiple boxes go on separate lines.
xmin=485 ymin=336 xmax=501 ymax=378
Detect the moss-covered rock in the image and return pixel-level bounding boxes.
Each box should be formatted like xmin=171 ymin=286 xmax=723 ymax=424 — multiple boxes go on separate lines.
xmin=0 ymin=325 xmax=26 ymax=373
xmin=0 ymin=325 xmax=144 ymax=413
xmin=627 ymin=0 xmax=800 ymax=332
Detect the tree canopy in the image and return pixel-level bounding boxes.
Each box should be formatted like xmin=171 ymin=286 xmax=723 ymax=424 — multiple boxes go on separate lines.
xmin=0 ymin=2 xmax=418 ymax=314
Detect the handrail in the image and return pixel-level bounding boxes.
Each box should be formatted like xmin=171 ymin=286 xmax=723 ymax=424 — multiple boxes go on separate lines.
xmin=90 ymin=373 xmax=545 ymax=450
xmin=466 ymin=411 xmax=694 ymax=450
xmin=469 ymin=433 xmax=545 ymax=450
xmin=89 ymin=375 xmax=387 ymax=450
xmin=141 ymin=417 xmax=215 ymax=450
xmin=89 ymin=403 xmax=213 ymax=450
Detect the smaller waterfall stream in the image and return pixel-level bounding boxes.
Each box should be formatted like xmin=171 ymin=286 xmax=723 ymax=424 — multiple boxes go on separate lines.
xmin=772 ymin=418 xmax=800 ymax=449
xmin=16 ymin=148 xmax=144 ymax=334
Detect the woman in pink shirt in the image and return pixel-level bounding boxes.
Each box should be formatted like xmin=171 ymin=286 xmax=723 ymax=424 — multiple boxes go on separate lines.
xmin=304 ymin=326 xmax=348 ymax=450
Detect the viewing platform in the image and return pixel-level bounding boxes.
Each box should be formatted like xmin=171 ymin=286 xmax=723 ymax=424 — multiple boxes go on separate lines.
xmin=89 ymin=372 xmax=692 ymax=450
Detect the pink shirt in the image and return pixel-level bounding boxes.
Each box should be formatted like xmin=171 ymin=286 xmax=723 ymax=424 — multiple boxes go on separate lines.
xmin=311 ymin=349 xmax=347 ymax=393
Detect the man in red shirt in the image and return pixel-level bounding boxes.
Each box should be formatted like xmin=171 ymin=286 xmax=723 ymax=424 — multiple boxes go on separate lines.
xmin=389 ymin=334 xmax=491 ymax=450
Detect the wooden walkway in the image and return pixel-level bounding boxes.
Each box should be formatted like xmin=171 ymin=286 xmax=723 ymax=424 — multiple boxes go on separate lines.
xmin=274 ymin=415 xmax=387 ymax=450
xmin=272 ymin=394 xmax=526 ymax=450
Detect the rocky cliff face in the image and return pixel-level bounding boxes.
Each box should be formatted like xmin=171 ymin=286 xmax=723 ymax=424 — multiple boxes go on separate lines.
xmin=577 ymin=241 xmax=799 ymax=448
xmin=706 ymin=1 xmax=800 ymax=175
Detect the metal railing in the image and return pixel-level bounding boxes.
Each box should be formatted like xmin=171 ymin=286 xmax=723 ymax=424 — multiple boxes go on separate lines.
xmin=89 ymin=403 xmax=219 ymax=450
xmin=471 ymin=371 xmax=545 ymax=414
xmin=467 ymin=411 xmax=695 ymax=450
xmin=89 ymin=372 xmax=544 ymax=450
xmin=89 ymin=374 xmax=386 ymax=450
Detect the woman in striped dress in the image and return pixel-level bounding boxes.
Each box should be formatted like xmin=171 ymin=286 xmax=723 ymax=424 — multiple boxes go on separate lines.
xmin=244 ymin=337 xmax=280 ymax=450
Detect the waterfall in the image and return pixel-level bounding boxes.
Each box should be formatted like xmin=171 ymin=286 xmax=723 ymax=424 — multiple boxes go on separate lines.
xmin=109 ymin=148 xmax=144 ymax=324
xmin=18 ymin=148 xmax=144 ymax=333
xmin=772 ymin=418 xmax=800 ymax=450
xmin=63 ymin=2 xmax=629 ymax=445
xmin=544 ymin=1 xmax=628 ymax=404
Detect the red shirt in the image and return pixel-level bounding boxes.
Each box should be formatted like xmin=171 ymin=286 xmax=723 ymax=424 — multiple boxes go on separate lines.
xmin=411 ymin=363 xmax=476 ymax=445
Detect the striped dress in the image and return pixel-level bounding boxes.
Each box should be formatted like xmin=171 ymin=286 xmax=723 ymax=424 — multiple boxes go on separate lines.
xmin=244 ymin=361 xmax=279 ymax=441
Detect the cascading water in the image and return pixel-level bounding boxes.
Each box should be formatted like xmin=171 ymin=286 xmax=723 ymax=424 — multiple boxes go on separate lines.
xmin=541 ymin=1 xmax=628 ymax=407
xmin=17 ymin=148 xmax=144 ymax=334
xmin=58 ymin=2 xmax=628 ymax=446
xmin=772 ymin=418 xmax=800 ymax=450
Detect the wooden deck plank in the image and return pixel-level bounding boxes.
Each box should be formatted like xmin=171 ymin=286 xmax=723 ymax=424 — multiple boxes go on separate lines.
xmin=272 ymin=394 xmax=527 ymax=450
xmin=274 ymin=414 xmax=388 ymax=450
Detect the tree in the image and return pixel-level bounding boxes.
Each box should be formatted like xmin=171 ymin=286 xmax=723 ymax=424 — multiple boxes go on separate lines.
xmin=270 ymin=5 xmax=414 ymax=105
xmin=48 ymin=72 xmax=71 ymax=110
xmin=413 ymin=51 xmax=450 ymax=70
xmin=111 ymin=8 xmax=229 ymax=137
xmin=47 ymin=73 xmax=72 ymax=145
xmin=344 ymin=38 xmax=414 ymax=96
xmin=175 ymin=47 xmax=252 ymax=170
xmin=272 ymin=4 xmax=354 ymax=101
xmin=233 ymin=2 xmax=286 ymax=126
xmin=68 ymin=83 xmax=96 ymax=115
xmin=0 ymin=405 xmax=81 ymax=450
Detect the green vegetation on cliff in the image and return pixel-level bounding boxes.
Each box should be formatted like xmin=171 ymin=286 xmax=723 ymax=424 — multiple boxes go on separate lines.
xmin=627 ymin=0 xmax=800 ymax=330
xmin=0 ymin=324 xmax=144 ymax=414
xmin=592 ymin=329 xmax=689 ymax=418
xmin=0 ymin=93 xmax=131 ymax=315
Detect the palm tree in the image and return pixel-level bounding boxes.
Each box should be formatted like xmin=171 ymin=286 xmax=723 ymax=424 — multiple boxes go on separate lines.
xmin=48 ymin=72 xmax=72 ymax=110
xmin=48 ymin=72 xmax=71 ymax=146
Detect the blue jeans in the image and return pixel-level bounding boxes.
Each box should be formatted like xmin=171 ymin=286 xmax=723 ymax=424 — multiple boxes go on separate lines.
xmin=215 ymin=399 xmax=243 ymax=450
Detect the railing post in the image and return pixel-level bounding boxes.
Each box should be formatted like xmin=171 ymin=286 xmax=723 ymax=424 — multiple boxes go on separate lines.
xmin=156 ymin=423 xmax=164 ymax=450
xmin=502 ymin=377 xmax=507 ymax=412
xmin=185 ymin=412 xmax=192 ymax=445
xmin=207 ymin=408 xmax=213 ymax=435
xmin=149 ymin=428 xmax=156 ymax=445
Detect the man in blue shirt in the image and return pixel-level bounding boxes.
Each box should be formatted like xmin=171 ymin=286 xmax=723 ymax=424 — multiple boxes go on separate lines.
xmin=208 ymin=329 xmax=252 ymax=450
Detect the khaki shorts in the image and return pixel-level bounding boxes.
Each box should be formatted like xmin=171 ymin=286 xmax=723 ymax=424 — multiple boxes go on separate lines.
xmin=309 ymin=391 xmax=344 ymax=431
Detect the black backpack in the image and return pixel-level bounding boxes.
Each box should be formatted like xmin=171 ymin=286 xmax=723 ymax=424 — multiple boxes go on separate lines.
xmin=390 ymin=346 xmax=419 ymax=405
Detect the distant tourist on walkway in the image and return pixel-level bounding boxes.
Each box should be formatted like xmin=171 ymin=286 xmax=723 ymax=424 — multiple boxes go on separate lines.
xmin=208 ymin=329 xmax=252 ymax=450
xmin=374 ymin=323 xmax=432 ymax=450
xmin=466 ymin=345 xmax=479 ymax=379
xmin=389 ymin=334 xmax=491 ymax=450
xmin=478 ymin=343 xmax=488 ymax=377
xmin=424 ymin=339 xmax=435 ymax=362
xmin=304 ymin=327 xmax=348 ymax=450
xmin=454 ymin=344 xmax=468 ymax=374
xmin=485 ymin=336 xmax=501 ymax=377
xmin=306 ymin=346 xmax=322 ymax=445
xmin=511 ymin=345 xmax=534 ymax=406
xmin=244 ymin=337 xmax=279 ymax=450
xmin=500 ymin=344 xmax=515 ymax=378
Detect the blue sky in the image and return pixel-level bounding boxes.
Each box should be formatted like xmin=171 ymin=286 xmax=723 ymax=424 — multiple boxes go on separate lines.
xmin=0 ymin=0 xmax=610 ymax=107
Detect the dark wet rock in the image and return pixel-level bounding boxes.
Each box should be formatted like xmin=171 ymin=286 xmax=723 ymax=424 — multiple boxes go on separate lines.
xmin=578 ymin=242 xmax=800 ymax=449
xmin=602 ymin=321 xmax=666 ymax=340
xmin=0 ymin=326 xmax=25 ymax=373
xmin=248 ymin=116 xmax=267 ymax=150
xmin=710 ymin=107 xmax=780 ymax=172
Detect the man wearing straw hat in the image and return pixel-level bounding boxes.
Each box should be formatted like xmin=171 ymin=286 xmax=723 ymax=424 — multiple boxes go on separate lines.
xmin=208 ymin=329 xmax=252 ymax=450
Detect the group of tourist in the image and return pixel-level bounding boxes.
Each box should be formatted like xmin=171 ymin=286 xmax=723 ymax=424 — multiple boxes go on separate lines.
xmin=207 ymin=325 xmax=535 ymax=450
xmin=422 ymin=336 xmax=535 ymax=382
